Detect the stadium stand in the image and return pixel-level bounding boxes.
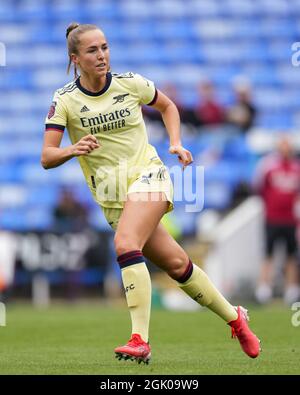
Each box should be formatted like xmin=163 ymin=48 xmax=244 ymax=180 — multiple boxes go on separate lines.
xmin=0 ymin=0 xmax=299 ymax=234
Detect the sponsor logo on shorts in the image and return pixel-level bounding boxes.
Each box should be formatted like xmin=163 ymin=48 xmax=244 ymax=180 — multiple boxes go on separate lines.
xmin=141 ymin=173 xmax=153 ymax=184
xmin=157 ymin=167 xmax=166 ymax=181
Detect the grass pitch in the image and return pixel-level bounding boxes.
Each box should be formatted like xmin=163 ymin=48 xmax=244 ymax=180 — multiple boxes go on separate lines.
xmin=0 ymin=302 xmax=299 ymax=375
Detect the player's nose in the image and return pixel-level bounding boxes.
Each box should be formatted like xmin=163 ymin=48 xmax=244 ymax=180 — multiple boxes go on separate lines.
xmin=97 ymin=48 xmax=105 ymax=59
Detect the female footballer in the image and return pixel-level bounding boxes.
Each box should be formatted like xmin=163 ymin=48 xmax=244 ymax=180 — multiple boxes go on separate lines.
xmin=41 ymin=23 xmax=260 ymax=364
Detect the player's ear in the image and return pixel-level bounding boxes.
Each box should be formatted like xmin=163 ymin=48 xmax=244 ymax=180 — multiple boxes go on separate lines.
xmin=71 ymin=53 xmax=79 ymax=66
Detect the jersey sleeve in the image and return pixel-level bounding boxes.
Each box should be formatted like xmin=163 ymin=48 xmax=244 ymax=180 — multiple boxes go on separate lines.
xmin=252 ymin=154 xmax=274 ymax=194
xmin=133 ymin=73 xmax=157 ymax=106
xmin=45 ymin=91 xmax=67 ymax=133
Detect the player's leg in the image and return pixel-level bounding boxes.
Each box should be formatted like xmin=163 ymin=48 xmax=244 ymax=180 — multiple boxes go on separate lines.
xmin=255 ymin=257 xmax=273 ymax=304
xmin=255 ymin=223 xmax=276 ymax=304
xmin=143 ymin=223 xmax=261 ymax=358
xmin=114 ymin=192 xmax=168 ymax=363
xmin=283 ymin=226 xmax=300 ymax=304
xmin=284 ymin=256 xmax=300 ymax=304
xmin=143 ymin=223 xmax=238 ymax=322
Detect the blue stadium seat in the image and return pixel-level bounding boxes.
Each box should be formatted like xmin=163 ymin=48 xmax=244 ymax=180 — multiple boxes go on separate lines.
xmin=187 ymin=0 xmax=220 ymax=17
xmin=26 ymin=185 xmax=59 ymax=207
xmin=204 ymin=181 xmax=233 ymax=210
xmin=256 ymin=112 xmax=294 ymax=128
xmin=222 ymin=136 xmax=253 ymax=160
xmin=204 ymin=160 xmax=241 ymax=187
xmin=222 ymin=0 xmax=257 ymax=17
xmin=0 ymin=206 xmax=53 ymax=231
xmin=0 ymin=165 xmax=23 ymax=182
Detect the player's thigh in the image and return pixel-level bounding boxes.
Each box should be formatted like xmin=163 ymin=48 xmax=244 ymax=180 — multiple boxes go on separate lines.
xmin=265 ymin=223 xmax=278 ymax=257
xmin=116 ymin=192 xmax=169 ymax=248
xmin=143 ymin=222 xmax=189 ymax=273
xmin=283 ymin=225 xmax=298 ymax=257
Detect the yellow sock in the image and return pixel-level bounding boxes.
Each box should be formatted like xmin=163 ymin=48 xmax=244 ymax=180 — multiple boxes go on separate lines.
xmin=178 ymin=263 xmax=238 ymax=322
xmin=121 ymin=262 xmax=151 ymax=342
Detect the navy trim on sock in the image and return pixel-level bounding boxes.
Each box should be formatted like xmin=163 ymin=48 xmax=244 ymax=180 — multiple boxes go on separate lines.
xmin=177 ymin=259 xmax=194 ymax=283
xmin=117 ymin=250 xmax=144 ymax=268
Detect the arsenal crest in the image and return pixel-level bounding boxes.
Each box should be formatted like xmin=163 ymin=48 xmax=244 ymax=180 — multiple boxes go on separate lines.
xmin=47 ymin=101 xmax=57 ymax=119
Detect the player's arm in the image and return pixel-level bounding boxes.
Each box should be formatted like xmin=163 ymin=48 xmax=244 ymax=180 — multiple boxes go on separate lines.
xmin=41 ymin=131 xmax=99 ymax=169
xmin=151 ymin=89 xmax=193 ymax=167
xmin=252 ymin=156 xmax=271 ymax=195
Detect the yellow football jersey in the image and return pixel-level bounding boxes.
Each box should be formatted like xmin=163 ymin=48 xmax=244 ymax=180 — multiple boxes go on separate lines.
xmin=45 ymin=72 xmax=164 ymax=209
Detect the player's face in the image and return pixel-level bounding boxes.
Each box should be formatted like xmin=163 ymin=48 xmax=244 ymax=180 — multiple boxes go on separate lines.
xmin=278 ymin=138 xmax=293 ymax=159
xmin=72 ymin=29 xmax=110 ymax=78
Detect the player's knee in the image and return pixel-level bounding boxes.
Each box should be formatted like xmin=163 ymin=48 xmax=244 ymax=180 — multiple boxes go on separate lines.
xmin=166 ymin=254 xmax=189 ymax=280
xmin=114 ymin=232 xmax=140 ymax=256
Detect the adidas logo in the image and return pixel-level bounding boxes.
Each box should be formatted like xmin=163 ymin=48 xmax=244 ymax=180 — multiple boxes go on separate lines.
xmin=80 ymin=105 xmax=90 ymax=112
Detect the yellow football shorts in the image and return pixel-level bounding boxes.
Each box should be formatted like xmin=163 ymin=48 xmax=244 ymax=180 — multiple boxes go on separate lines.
xmin=101 ymin=164 xmax=174 ymax=230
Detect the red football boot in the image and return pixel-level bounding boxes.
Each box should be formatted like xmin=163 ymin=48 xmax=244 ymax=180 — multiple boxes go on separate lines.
xmin=115 ymin=334 xmax=151 ymax=364
xmin=228 ymin=306 xmax=261 ymax=358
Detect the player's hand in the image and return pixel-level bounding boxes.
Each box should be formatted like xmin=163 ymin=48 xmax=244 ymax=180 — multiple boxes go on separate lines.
xmin=169 ymin=145 xmax=193 ymax=170
xmin=71 ymin=134 xmax=100 ymax=156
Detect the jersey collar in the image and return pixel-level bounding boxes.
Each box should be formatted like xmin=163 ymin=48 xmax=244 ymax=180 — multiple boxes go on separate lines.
xmin=75 ymin=72 xmax=112 ymax=97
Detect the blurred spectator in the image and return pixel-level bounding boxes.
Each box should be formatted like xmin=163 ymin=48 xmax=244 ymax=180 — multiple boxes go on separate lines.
xmin=226 ymin=77 xmax=256 ymax=133
xmin=142 ymin=82 xmax=180 ymax=123
xmin=231 ymin=181 xmax=252 ymax=209
xmin=53 ymin=188 xmax=89 ymax=232
xmin=160 ymin=83 xmax=183 ymax=115
xmin=194 ymin=79 xmax=225 ymax=127
xmin=52 ymin=189 xmax=112 ymax=300
xmin=159 ymin=83 xmax=198 ymax=127
xmin=143 ymin=82 xmax=197 ymax=128
xmin=253 ymin=137 xmax=300 ymax=305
